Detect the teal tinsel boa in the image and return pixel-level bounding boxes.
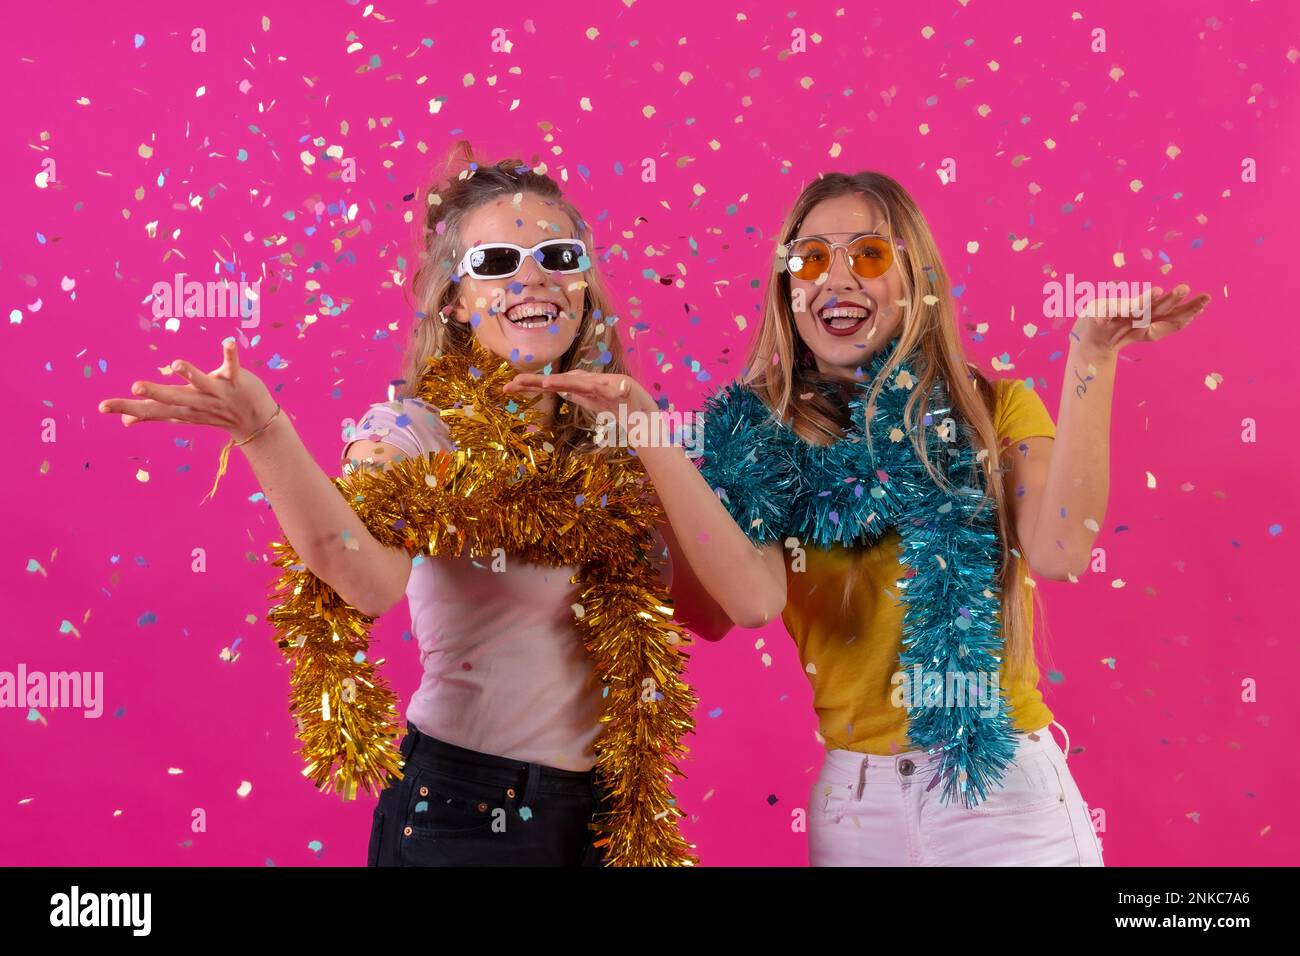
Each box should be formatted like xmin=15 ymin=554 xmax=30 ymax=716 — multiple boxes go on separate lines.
xmin=698 ymin=338 xmax=1017 ymax=807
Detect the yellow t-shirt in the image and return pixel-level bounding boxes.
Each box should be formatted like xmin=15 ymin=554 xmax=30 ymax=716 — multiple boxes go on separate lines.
xmin=781 ymin=377 xmax=1058 ymax=755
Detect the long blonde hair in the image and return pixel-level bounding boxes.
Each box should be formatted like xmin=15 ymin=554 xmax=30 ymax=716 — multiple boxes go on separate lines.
xmin=744 ymin=171 xmax=1043 ymax=683
xmin=395 ymin=141 xmax=630 ymax=456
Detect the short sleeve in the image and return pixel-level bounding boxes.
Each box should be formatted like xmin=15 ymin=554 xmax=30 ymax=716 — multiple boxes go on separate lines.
xmin=342 ymin=398 xmax=455 ymax=467
xmin=994 ymin=378 xmax=1056 ymax=445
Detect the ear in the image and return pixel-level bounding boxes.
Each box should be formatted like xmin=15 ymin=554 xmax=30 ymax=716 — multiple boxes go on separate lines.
xmin=449 ymin=291 xmax=472 ymax=325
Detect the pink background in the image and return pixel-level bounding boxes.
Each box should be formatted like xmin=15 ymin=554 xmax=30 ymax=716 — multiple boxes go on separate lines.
xmin=2 ymin=0 xmax=1296 ymax=866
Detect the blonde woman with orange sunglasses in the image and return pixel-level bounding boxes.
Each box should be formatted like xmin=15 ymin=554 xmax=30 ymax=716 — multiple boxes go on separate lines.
xmin=515 ymin=170 xmax=1208 ymax=866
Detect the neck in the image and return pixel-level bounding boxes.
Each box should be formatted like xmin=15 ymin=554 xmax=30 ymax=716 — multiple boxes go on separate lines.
xmin=461 ymin=340 xmax=564 ymax=425
xmin=811 ymin=336 xmax=902 ymax=383
xmin=813 ymin=360 xmax=867 ymax=384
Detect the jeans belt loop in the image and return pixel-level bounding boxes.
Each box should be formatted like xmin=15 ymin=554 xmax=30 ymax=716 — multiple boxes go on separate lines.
xmin=1051 ymin=720 xmax=1071 ymax=761
xmin=400 ymin=724 xmax=419 ymax=760
xmin=854 ymin=756 xmax=868 ymax=801
xmin=520 ymin=760 xmax=541 ymax=812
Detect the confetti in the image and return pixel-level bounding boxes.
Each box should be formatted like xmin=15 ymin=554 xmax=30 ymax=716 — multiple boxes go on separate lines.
xmin=6 ymin=2 xmax=1279 ymax=871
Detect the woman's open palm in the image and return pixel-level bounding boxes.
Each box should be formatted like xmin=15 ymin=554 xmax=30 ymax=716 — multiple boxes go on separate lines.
xmin=98 ymin=339 xmax=277 ymax=440
xmin=1072 ymin=282 xmax=1210 ymax=354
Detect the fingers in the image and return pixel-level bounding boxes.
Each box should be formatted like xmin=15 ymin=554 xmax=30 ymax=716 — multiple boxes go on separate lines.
xmin=1150 ymin=284 xmax=1188 ymax=318
xmin=1156 ymin=308 xmax=1202 ymax=337
xmin=99 ymin=341 xmax=239 ymax=426
xmin=506 ymin=371 xmax=598 ymax=395
xmin=1169 ymin=292 xmax=1210 ymax=316
xmin=1086 ymin=290 xmax=1151 ymax=324
xmin=549 ymin=378 xmax=605 ymax=400
xmin=504 ymin=373 xmax=546 ymax=392
xmin=533 ymin=371 xmax=590 ymax=387
xmin=127 ymin=379 xmax=217 ymax=410
xmin=1122 ymin=306 xmax=1201 ymax=345
xmin=503 ymin=370 xmax=640 ymax=414
xmin=1091 ymin=282 xmax=1207 ymax=332
xmin=98 ymin=397 xmax=196 ymax=425
xmin=1143 ymin=319 xmax=1184 ymax=343
xmin=221 ymin=338 xmax=241 ymax=376
xmin=1145 ymin=288 xmax=1207 ymax=335
xmin=1149 ymin=284 xmax=1210 ymax=318
xmin=171 ymin=357 xmax=221 ymax=393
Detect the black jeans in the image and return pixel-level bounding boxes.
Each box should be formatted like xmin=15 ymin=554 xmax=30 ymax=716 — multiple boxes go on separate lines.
xmin=368 ymin=723 xmax=609 ymax=866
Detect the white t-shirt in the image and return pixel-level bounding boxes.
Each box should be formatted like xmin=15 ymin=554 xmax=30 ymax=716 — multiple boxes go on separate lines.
xmin=342 ymin=397 xmax=672 ymax=772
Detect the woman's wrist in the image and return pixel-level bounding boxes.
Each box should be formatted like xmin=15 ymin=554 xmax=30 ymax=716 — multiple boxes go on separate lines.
xmin=231 ymin=401 xmax=285 ymax=447
xmin=1067 ymin=314 xmax=1123 ymax=366
xmin=1067 ymin=332 xmax=1119 ymax=370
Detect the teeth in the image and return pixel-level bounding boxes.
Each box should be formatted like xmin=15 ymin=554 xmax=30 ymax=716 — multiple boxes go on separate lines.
xmin=505 ymin=302 xmax=559 ymax=327
xmin=820 ymin=305 xmax=871 ymax=330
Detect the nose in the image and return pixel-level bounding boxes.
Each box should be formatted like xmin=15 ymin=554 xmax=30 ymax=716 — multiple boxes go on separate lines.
xmin=823 ymin=244 xmax=860 ymax=291
xmin=514 ymin=251 xmax=550 ymax=288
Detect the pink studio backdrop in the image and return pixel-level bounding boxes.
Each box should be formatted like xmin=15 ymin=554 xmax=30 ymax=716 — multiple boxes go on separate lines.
xmin=2 ymin=0 xmax=1296 ymax=867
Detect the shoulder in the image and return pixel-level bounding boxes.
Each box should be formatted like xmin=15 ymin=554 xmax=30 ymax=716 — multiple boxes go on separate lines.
xmin=698 ymin=381 xmax=783 ymax=462
xmin=701 ymin=380 xmax=759 ymax=410
xmin=700 ymin=380 xmax=778 ymax=429
xmin=348 ymin=397 xmax=456 ymax=458
xmin=391 ymin=397 xmax=452 ymax=442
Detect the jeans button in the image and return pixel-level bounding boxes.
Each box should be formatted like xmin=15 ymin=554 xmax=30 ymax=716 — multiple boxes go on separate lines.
xmin=899 ymin=759 xmax=915 ymax=776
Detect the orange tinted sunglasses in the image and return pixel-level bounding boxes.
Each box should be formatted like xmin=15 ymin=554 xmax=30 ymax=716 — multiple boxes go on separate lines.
xmin=782 ymin=233 xmax=894 ymax=281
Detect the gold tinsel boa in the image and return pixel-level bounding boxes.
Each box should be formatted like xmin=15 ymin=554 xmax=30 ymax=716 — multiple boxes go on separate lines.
xmin=263 ymin=344 xmax=698 ymax=866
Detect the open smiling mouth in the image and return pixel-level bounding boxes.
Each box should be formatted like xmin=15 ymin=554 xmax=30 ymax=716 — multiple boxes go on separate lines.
xmin=818 ymin=304 xmax=874 ymax=337
xmin=504 ymin=301 xmax=561 ymax=329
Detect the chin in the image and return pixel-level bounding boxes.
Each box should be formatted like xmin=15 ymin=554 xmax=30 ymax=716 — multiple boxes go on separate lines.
xmin=475 ymin=322 xmax=579 ymax=370
xmin=502 ymin=340 xmax=577 ymax=371
xmin=798 ymin=339 xmax=882 ymax=381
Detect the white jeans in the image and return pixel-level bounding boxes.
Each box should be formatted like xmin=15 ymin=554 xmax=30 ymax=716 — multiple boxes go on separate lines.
xmin=808 ymin=721 xmax=1104 ymax=866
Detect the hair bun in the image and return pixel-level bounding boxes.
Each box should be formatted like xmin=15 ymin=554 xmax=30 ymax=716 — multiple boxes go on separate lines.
xmin=443 ymin=139 xmax=478 ymax=181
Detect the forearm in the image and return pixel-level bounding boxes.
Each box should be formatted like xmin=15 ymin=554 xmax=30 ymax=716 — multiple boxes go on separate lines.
xmin=236 ymin=411 xmax=409 ymax=615
xmin=656 ymin=519 xmax=739 ymax=641
xmin=636 ymin=442 xmax=784 ymax=628
xmin=1030 ymin=341 xmax=1118 ymax=578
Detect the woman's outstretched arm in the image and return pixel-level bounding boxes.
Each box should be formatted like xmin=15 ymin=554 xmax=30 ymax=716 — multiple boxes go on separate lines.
xmin=504 ymin=370 xmax=787 ymax=633
xmin=1008 ymin=283 xmax=1210 ymax=581
xmin=98 ymin=339 xmax=413 ymax=618
xmin=638 ymin=441 xmax=787 ymax=633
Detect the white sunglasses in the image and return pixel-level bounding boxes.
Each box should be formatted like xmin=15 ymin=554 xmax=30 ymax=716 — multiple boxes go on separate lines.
xmin=454 ymin=239 xmax=588 ymax=280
